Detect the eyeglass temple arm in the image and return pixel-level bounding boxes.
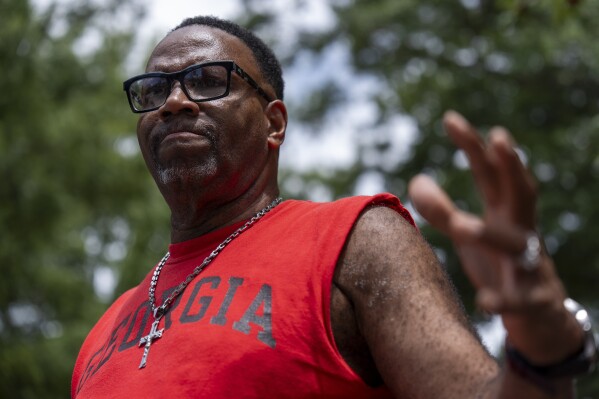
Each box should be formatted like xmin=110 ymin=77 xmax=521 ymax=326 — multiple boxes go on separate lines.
xmin=233 ymin=65 xmax=275 ymax=103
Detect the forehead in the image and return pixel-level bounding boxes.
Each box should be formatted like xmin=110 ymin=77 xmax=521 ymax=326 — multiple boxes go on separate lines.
xmin=146 ymin=25 xmax=257 ymax=74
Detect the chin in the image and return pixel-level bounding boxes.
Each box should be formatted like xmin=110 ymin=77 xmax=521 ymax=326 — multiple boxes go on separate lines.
xmin=156 ymin=163 xmax=216 ymax=187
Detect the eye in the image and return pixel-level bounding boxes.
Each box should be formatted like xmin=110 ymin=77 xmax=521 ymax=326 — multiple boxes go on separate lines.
xmin=129 ymin=77 xmax=169 ymax=108
xmin=142 ymin=77 xmax=169 ymax=97
xmin=184 ymin=66 xmax=229 ymax=98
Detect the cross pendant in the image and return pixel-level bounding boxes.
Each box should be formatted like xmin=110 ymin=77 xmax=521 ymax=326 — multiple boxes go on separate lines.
xmin=138 ymin=318 xmax=164 ymax=369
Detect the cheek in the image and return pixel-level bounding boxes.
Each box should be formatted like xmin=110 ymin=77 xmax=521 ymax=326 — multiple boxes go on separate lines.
xmin=136 ymin=116 xmax=149 ymax=147
xmin=214 ymin=104 xmax=268 ymax=154
xmin=136 ymin=115 xmax=159 ymax=164
xmin=232 ymin=118 xmax=269 ymax=161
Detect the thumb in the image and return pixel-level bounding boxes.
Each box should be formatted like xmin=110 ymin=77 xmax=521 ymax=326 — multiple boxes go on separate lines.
xmin=408 ymin=174 xmax=456 ymax=235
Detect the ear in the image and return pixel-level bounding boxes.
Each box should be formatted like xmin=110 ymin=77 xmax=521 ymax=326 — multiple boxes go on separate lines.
xmin=265 ymin=100 xmax=287 ymax=149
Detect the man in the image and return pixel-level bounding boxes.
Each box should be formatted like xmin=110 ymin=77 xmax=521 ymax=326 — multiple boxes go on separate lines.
xmin=72 ymin=16 xmax=597 ymax=398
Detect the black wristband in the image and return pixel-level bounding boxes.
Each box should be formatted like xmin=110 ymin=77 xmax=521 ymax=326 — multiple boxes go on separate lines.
xmin=504 ymin=298 xmax=598 ymax=393
xmin=505 ymin=342 xmax=557 ymax=395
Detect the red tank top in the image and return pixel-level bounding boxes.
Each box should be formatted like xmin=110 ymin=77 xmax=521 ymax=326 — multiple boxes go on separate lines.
xmin=72 ymin=194 xmax=414 ymax=398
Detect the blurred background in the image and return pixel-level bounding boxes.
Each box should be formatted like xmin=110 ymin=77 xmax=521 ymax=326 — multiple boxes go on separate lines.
xmin=1 ymin=0 xmax=598 ymax=397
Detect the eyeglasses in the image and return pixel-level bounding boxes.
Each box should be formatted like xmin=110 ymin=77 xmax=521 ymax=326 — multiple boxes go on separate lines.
xmin=123 ymin=60 xmax=274 ymax=113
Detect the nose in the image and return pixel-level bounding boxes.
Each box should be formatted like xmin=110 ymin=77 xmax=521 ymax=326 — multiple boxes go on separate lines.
xmin=159 ymin=83 xmax=200 ymax=118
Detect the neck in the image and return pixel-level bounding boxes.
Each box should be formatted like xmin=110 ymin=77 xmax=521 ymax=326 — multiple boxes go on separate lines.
xmin=167 ymin=185 xmax=280 ymax=244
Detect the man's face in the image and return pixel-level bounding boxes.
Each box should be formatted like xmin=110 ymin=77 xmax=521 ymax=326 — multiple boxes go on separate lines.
xmin=136 ymin=25 xmax=276 ymax=203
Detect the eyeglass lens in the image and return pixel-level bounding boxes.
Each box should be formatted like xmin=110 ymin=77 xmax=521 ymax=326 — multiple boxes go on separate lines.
xmin=128 ymin=65 xmax=230 ymax=111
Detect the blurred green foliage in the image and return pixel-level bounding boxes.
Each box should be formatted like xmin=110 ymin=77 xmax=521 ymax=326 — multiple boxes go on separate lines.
xmin=2 ymin=0 xmax=598 ymax=397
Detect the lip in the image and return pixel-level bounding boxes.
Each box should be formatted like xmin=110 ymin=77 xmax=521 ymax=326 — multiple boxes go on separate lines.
xmin=148 ymin=120 xmax=214 ymax=151
xmin=161 ymin=131 xmax=202 ymax=143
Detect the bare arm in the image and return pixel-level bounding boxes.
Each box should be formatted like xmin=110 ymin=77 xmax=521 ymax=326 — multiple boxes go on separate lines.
xmin=335 ymin=206 xmax=499 ymax=398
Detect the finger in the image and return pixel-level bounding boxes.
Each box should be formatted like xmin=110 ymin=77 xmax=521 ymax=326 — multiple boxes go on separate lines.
xmin=450 ymin=213 xmax=530 ymax=255
xmin=489 ymin=128 xmax=538 ymax=228
xmin=408 ymin=174 xmax=523 ymax=249
xmin=447 ymin=211 xmax=485 ymax=244
xmin=450 ymin=212 xmax=548 ymax=281
xmin=443 ymin=111 xmax=502 ymax=206
xmin=408 ymin=174 xmax=456 ymax=235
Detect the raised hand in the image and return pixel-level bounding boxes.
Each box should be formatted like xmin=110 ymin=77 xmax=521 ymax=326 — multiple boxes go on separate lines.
xmin=408 ymin=111 xmax=583 ymax=365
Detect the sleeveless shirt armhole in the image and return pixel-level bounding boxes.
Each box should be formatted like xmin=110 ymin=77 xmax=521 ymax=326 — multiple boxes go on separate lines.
xmin=367 ymin=192 xmax=417 ymax=228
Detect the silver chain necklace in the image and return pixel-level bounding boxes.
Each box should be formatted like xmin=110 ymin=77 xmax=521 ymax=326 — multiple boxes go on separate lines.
xmin=138 ymin=197 xmax=283 ymax=369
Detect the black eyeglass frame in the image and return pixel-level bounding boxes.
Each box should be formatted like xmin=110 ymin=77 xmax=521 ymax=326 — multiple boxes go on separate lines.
xmin=123 ymin=60 xmax=275 ymax=113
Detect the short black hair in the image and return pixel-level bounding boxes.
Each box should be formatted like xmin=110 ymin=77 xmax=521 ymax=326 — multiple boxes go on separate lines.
xmin=173 ymin=16 xmax=284 ymax=100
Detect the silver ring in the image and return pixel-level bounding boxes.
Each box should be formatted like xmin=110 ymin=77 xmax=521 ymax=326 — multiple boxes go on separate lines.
xmin=517 ymin=232 xmax=542 ymax=271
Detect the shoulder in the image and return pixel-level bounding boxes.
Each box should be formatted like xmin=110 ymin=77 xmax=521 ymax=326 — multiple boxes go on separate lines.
xmin=347 ymin=204 xmax=420 ymax=253
xmin=334 ymin=204 xmax=431 ymax=292
xmin=282 ymin=193 xmax=413 ymax=221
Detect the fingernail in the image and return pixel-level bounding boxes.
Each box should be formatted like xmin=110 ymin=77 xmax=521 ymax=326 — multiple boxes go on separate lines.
xmin=489 ymin=127 xmax=511 ymax=145
xmin=444 ymin=110 xmax=468 ymax=130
